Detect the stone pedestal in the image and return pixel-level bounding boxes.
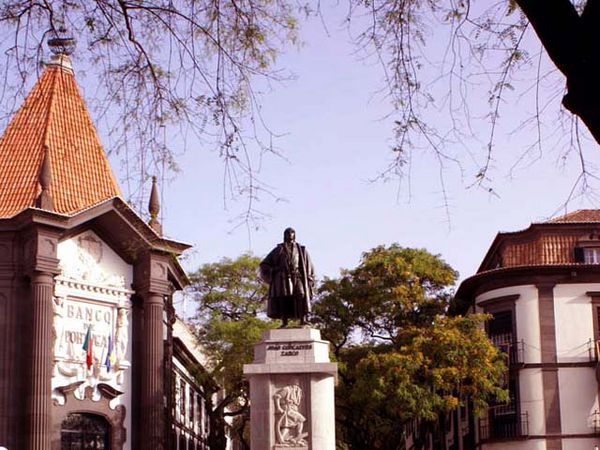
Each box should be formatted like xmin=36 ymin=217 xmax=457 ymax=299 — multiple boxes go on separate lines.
xmin=244 ymin=328 xmax=337 ymax=450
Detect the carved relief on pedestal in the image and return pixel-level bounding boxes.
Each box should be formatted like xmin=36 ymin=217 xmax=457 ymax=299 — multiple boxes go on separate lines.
xmin=273 ymin=380 xmax=308 ymax=448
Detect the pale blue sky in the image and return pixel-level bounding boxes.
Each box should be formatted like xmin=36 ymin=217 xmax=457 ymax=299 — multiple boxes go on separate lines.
xmin=103 ymin=5 xmax=599 ymax=294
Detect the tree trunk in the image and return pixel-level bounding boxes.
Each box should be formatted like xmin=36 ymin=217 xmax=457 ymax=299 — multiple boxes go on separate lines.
xmin=205 ymin=395 xmax=227 ymax=450
xmin=414 ymin=421 xmax=429 ymax=450
xmin=516 ymin=0 xmax=600 ymax=145
xmin=439 ymin=414 xmax=448 ymax=450
xmin=237 ymin=413 xmax=250 ymax=450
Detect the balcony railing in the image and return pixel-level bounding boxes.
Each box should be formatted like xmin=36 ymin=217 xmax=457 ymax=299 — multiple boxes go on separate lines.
xmin=478 ymin=410 xmax=529 ymax=441
xmin=592 ymin=410 xmax=600 ymax=433
xmin=490 ymin=337 xmax=524 ymax=367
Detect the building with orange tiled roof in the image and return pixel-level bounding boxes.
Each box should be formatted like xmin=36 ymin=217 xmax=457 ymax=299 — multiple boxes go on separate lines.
xmin=549 ymin=209 xmax=600 ymax=223
xmin=474 ymin=209 xmax=600 ymax=272
xmin=0 ymin=53 xmax=121 ymax=218
xmin=0 ymin=38 xmax=214 ymax=450
xmin=452 ymin=211 xmax=600 ymax=449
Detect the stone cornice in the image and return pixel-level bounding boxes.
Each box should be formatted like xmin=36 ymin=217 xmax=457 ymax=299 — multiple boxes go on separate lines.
xmin=54 ymin=276 xmax=134 ymax=299
xmin=455 ymin=263 xmax=600 ymax=307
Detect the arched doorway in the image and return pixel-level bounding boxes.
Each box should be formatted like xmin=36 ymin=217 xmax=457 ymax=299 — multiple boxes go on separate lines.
xmin=61 ymin=413 xmax=111 ymax=450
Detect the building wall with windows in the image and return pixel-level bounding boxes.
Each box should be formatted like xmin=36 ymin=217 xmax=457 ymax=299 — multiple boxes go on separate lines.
xmin=169 ymin=319 xmax=212 ymax=450
xmin=455 ymin=210 xmax=600 ymax=450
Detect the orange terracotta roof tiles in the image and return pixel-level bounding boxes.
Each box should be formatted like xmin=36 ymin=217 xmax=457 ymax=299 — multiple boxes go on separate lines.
xmin=547 ymin=209 xmax=600 ymax=223
xmin=0 ymin=55 xmax=121 ymax=218
xmin=478 ymin=209 xmax=600 ymax=272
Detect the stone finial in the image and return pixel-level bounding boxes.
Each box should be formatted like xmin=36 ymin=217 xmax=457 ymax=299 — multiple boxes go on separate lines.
xmin=148 ymin=176 xmax=162 ymax=235
xmin=47 ymin=27 xmax=76 ymax=56
xmin=36 ymin=146 xmax=55 ymax=211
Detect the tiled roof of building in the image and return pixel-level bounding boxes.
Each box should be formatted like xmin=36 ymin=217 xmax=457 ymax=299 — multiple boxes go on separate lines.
xmin=0 ymin=54 xmax=121 ymax=218
xmin=477 ymin=209 xmax=600 ymax=272
xmin=547 ymin=209 xmax=600 ymax=223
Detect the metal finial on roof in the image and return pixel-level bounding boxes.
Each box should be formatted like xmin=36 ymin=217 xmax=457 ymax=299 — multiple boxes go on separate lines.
xmin=36 ymin=146 xmax=55 ymax=211
xmin=148 ymin=176 xmax=163 ymax=235
xmin=47 ymin=26 xmax=76 ymax=56
xmin=46 ymin=26 xmax=75 ymax=73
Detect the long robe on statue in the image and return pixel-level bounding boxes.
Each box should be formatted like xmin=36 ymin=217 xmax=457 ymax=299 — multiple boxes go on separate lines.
xmin=260 ymin=242 xmax=314 ymax=320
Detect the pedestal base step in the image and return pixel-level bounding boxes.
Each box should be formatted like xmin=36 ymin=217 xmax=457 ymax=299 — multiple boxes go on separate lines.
xmin=272 ymin=446 xmax=308 ymax=450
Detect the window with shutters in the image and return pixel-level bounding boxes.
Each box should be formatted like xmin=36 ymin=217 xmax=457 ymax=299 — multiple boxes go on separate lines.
xmin=170 ymin=365 xmax=209 ymax=449
xmin=574 ymin=245 xmax=600 ymax=263
xmin=584 ymin=248 xmax=600 ymax=264
xmin=180 ymin=379 xmax=187 ymax=417
xmin=595 ymin=303 xmax=600 ymax=360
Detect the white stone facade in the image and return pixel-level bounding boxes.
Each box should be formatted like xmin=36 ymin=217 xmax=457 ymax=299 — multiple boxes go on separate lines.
xmin=475 ymin=283 xmax=600 ymax=449
xmin=52 ymin=230 xmax=134 ymax=449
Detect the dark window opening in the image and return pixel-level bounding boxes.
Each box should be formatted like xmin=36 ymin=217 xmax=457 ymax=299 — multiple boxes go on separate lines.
xmin=488 ymin=311 xmax=523 ymax=366
xmin=61 ymin=413 xmax=111 ymax=450
xmin=575 ymin=246 xmax=585 ymax=263
xmin=489 ymin=311 xmax=513 ymax=340
xmin=180 ymin=379 xmax=187 ymax=417
xmin=479 ymin=379 xmax=527 ymax=440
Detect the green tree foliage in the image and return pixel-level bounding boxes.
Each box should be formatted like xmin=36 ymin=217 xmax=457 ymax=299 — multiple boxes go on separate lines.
xmin=188 ymin=253 xmax=275 ymax=450
xmin=312 ymin=245 xmax=507 ymax=450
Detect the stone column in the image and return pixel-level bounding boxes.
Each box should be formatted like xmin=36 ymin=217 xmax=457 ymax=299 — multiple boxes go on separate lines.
xmin=28 ymin=271 xmax=55 ymax=450
xmin=140 ymin=292 xmax=165 ymax=449
xmin=244 ymin=329 xmax=338 ymax=450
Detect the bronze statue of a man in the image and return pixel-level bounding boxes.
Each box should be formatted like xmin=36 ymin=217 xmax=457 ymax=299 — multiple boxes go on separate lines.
xmin=260 ymin=228 xmax=315 ymax=327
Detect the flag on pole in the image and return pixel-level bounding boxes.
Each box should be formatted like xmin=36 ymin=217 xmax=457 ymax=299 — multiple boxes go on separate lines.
xmin=105 ymin=334 xmax=116 ymax=372
xmin=82 ymin=325 xmax=93 ymax=370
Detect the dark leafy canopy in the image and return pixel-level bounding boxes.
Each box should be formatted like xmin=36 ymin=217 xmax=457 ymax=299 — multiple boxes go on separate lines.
xmin=188 ymin=254 xmax=274 ymax=450
xmin=191 ymin=253 xmax=265 ymax=321
xmin=312 ymin=245 xmax=507 ymax=450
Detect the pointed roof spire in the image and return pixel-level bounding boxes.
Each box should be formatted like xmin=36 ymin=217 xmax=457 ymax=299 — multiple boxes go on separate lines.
xmin=0 ymin=33 xmax=121 ymax=218
xmin=148 ymin=176 xmax=162 ymax=235
xmin=35 ymin=145 xmax=55 ymax=211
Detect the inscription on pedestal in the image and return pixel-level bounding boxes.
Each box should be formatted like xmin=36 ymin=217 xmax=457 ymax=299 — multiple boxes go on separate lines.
xmin=267 ymin=343 xmax=313 ymax=357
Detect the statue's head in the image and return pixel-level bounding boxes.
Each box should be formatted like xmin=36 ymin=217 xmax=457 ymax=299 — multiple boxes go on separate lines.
xmin=283 ymin=227 xmax=296 ymax=243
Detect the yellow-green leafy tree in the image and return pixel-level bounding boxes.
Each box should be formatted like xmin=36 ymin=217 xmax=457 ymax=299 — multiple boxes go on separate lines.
xmin=312 ymin=245 xmax=507 ymax=450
